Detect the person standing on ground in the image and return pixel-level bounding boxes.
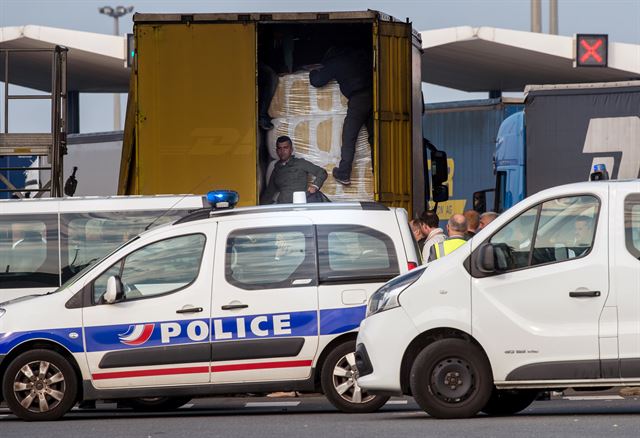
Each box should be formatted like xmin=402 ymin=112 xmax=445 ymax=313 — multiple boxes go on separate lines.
xmin=309 ymin=47 xmax=372 ymax=186
xmin=419 ymin=210 xmax=446 ymax=263
xmin=260 ymin=136 xmax=327 ymax=204
xmin=463 ymin=210 xmax=480 ymax=239
xmin=479 ymin=211 xmax=499 ymax=230
xmin=428 ymin=214 xmax=468 ymax=262
xmin=410 ymin=219 xmax=426 ymax=252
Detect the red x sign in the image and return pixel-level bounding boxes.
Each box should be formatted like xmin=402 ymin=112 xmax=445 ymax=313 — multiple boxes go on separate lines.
xmin=576 ymin=34 xmax=608 ymax=67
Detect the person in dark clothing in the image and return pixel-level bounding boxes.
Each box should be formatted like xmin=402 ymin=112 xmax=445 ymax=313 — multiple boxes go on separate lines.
xmin=258 ymin=30 xmax=296 ymax=131
xmin=258 ymin=64 xmax=279 ymax=130
xmin=260 ymin=136 xmax=328 ymax=204
xmin=309 ymin=47 xmax=372 ymax=186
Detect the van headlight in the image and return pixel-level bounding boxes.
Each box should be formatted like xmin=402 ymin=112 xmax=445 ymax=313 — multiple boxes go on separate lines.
xmin=366 ymin=267 xmax=425 ymax=317
xmin=0 ymin=308 xmax=5 ymax=318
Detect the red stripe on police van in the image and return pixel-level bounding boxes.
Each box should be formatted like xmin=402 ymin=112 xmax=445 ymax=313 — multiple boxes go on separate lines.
xmin=211 ymin=360 xmax=312 ymax=372
xmin=92 ymin=365 xmax=209 ymax=380
xmin=91 ymin=360 xmax=312 ymax=380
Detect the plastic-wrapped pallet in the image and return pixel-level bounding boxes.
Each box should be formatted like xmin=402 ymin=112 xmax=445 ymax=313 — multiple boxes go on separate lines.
xmin=267 ymin=71 xmax=373 ymax=202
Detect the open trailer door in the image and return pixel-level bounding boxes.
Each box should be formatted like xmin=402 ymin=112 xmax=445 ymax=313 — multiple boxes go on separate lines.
xmin=132 ymin=19 xmax=258 ymax=202
xmin=373 ymin=18 xmax=413 ymax=215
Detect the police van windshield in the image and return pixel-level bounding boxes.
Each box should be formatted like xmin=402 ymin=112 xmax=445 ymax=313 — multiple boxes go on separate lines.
xmin=51 ymin=236 xmax=141 ymax=294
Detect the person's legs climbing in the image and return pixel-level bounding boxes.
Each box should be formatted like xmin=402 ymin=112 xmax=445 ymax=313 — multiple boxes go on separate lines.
xmin=334 ymin=90 xmax=372 ymax=185
xmin=258 ymin=63 xmax=278 ymax=130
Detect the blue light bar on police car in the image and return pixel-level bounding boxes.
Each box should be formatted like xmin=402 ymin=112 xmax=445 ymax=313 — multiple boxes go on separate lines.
xmin=206 ymin=190 xmax=239 ymax=209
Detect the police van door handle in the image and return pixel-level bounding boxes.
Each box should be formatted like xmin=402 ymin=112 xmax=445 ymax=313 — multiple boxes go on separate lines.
xmin=569 ymin=290 xmax=601 ymax=298
xmin=176 ymin=306 xmax=204 ymax=314
xmin=221 ymin=303 xmax=249 ymax=310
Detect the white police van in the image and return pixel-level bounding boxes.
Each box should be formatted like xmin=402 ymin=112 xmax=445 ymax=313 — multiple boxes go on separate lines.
xmin=0 ymin=195 xmax=206 ymax=302
xmin=0 ymin=191 xmax=418 ymax=420
xmin=356 ymin=179 xmax=640 ymax=419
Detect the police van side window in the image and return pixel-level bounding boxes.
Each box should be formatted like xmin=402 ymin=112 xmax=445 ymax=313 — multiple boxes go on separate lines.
xmin=486 ymin=195 xmax=600 ymax=273
xmin=625 ymin=194 xmax=640 ymax=259
xmin=0 ymin=214 xmax=59 ymax=289
xmin=92 ymin=234 xmax=206 ymax=303
xmin=225 ymin=226 xmax=316 ymax=290
xmin=60 ymin=210 xmax=190 ymax=284
xmin=317 ymin=225 xmax=399 ymax=283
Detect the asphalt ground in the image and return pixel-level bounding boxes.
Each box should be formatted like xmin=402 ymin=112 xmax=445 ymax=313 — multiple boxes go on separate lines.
xmin=2 ymin=393 xmax=640 ymax=438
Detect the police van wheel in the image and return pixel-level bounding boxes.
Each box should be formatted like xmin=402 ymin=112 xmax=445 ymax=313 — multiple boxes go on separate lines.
xmin=125 ymin=396 xmax=192 ymax=411
xmin=409 ymin=338 xmax=492 ymax=419
xmin=2 ymin=349 xmax=78 ymax=421
xmin=481 ymin=388 xmax=538 ymax=416
xmin=321 ymin=341 xmax=390 ymax=413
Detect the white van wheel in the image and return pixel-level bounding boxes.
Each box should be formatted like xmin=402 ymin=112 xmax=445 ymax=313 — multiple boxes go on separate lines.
xmin=2 ymin=349 xmax=77 ymax=421
xmin=321 ymin=341 xmax=389 ymax=413
xmin=410 ymin=338 xmax=492 ymax=419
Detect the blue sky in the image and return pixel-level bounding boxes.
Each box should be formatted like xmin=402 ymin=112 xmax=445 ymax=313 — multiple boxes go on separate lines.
xmin=1 ymin=0 xmax=639 ymax=132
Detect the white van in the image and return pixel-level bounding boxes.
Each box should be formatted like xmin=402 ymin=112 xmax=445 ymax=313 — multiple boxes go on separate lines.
xmin=356 ymin=179 xmax=640 ymax=418
xmin=0 ymin=193 xmax=418 ymax=420
xmin=0 ymin=195 xmax=205 ymax=302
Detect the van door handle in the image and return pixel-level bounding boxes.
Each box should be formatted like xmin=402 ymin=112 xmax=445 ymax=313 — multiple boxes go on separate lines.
xmin=569 ymin=291 xmax=601 ymax=298
xmin=221 ymin=304 xmax=249 ymax=310
xmin=176 ymin=306 xmax=204 ymax=314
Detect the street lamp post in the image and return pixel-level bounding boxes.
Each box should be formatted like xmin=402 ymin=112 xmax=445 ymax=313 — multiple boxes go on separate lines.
xmin=99 ymin=5 xmax=134 ymax=131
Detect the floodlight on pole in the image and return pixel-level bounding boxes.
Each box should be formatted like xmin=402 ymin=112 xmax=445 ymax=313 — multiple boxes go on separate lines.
xmin=99 ymin=5 xmax=134 ymax=130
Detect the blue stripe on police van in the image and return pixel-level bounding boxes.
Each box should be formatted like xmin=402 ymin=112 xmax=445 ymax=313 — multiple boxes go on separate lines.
xmin=319 ymin=306 xmax=366 ymax=335
xmin=0 ymin=306 xmax=368 ymax=354
xmin=0 ymin=327 xmax=84 ymax=354
xmin=84 ymin=311 xmax=319 ymax=352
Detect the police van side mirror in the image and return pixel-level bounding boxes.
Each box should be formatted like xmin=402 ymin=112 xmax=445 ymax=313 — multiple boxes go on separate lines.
xmin=104 ymin=276 xmax=124 ymax=304
xmin=476 ymin=243 xmax=496 ymax=273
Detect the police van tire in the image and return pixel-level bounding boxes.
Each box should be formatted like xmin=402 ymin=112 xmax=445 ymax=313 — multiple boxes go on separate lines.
xmin=481 ymin=389 xmax=538 ymax=416
xmin=409 ymin=339 xmax=492 ymax=419
xmin=320 ymin=341 xmax=390 ymax=413
xmin=2 ymin=349 xmax=78 ymax=421
xmin=126 ymin=396 xmax=192 ymax=411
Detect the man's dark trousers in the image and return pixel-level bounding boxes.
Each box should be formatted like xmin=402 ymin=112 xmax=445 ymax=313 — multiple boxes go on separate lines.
xmin=336 ymin=89 xmax=373 ymax=179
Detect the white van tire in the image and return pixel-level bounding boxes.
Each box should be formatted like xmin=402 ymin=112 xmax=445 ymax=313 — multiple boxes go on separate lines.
xmin=481 ymin=389 xmax=538 ymax=416
xmin=410 ymin=338 xmax=492 ymax=419
xmin=2 ymin=349 xmax=78 ymax=421
xmin=321 ymin=341 xmax=390 ymax=413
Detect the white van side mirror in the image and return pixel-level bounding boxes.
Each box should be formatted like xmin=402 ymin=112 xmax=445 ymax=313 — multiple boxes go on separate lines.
xmin=476 ymin=243 xmax=496 ymax=273
xmin=104 ymin=276 xmax=123 ymax=304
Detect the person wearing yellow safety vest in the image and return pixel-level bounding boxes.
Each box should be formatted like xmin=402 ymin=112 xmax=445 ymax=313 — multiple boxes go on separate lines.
xmin=427 ymin=214 xmax=468 ymax=262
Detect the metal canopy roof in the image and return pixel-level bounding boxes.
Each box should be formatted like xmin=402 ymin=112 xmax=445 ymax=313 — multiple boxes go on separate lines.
xmin=0 ymin=25 xmax=129 ymax=92
xmin=421 ymin=26 xmax=640 ymax=92
xmin=1 ymin=24 xmax=639 ymax=94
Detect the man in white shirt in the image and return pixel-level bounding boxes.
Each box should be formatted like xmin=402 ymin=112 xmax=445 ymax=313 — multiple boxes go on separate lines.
xmin=420 ymin=210 xmax=446 ymax=263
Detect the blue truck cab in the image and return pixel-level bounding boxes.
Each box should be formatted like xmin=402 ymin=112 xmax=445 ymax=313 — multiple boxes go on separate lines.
xmin=494 ymin=111 xmax=525 ymax=211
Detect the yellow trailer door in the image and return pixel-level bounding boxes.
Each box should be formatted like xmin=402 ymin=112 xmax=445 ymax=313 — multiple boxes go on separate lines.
xmin=373 ymin=21 xmax=413 ymax=215
xmin=133 ymin=22 xmax=257 ymax=203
